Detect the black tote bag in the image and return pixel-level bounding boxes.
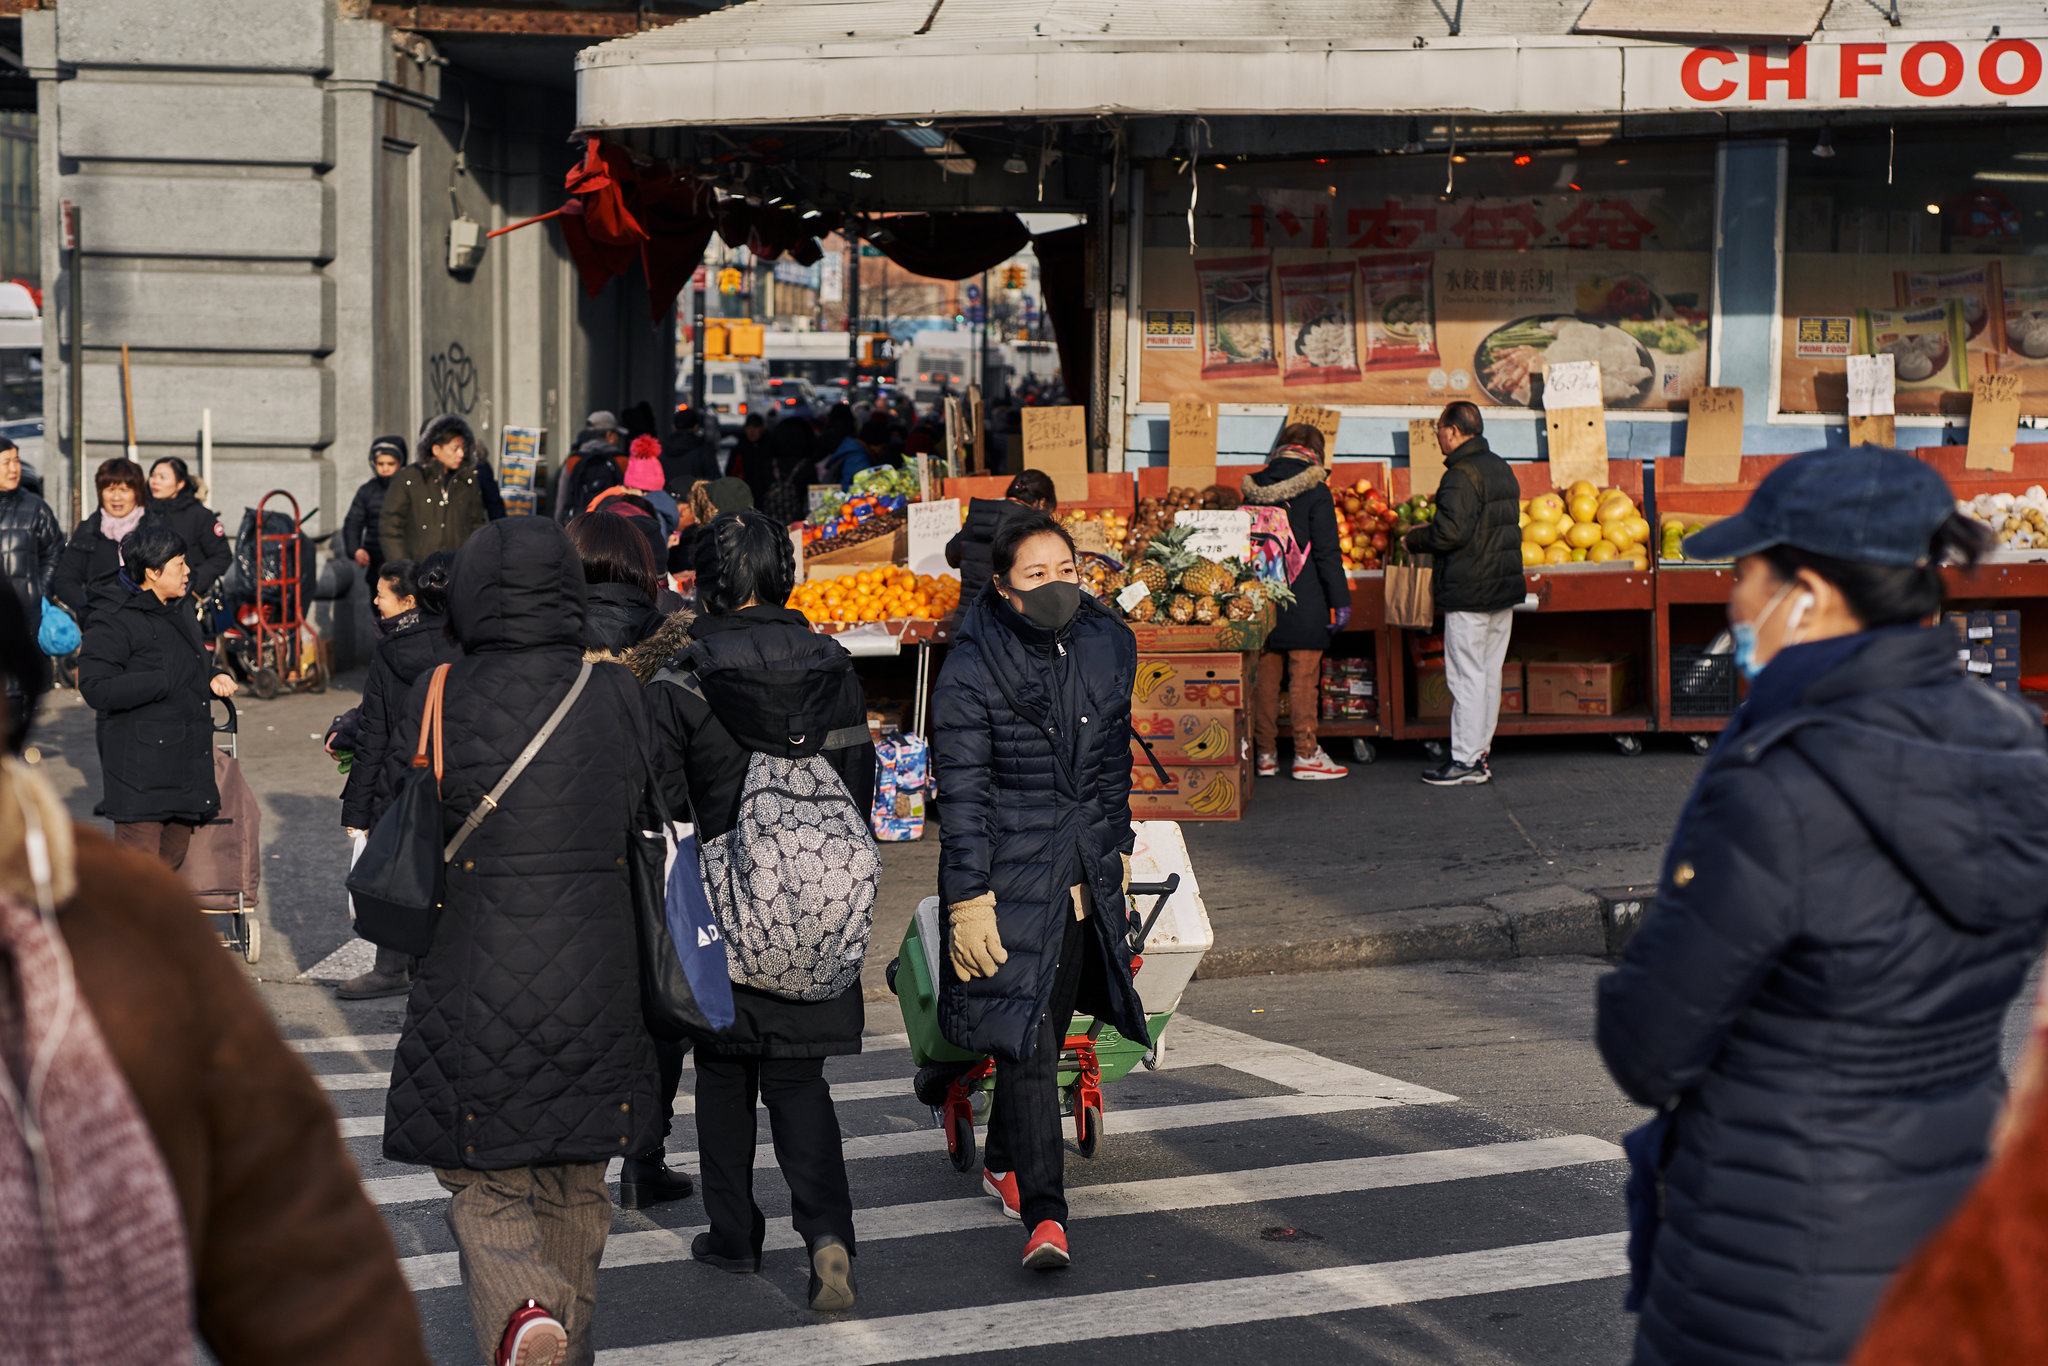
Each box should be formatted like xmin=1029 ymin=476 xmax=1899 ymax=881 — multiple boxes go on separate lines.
xmin=629 ymin=781 xmax=728 ymax=1039
xmin=347 ymin=664 xmax=452 ymax=956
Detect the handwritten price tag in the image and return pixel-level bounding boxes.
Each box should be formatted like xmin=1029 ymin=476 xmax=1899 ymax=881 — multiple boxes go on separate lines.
xmin=1541 ymin=360 xmax=1603 ymax=411
xmin=1966 ymin=371 xmax=2022 ymax=471
xmin=1682 ymin=386 xmax=1744 ymax=485
xmin=1283 ymin=404 xmax=1341 ymax=449
xmin=1846 ymin=354 xmax=1896 ymax=418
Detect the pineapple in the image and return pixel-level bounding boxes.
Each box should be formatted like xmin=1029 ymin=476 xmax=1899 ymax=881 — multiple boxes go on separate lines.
xmin=1167 ymin=593 xmax=1196 ymax=624
xmin=1193 ymin=595 xmax=1219 ymax=624
xmin=1102 ymin=569 xmax=1127 ymax=596
xmin=1140 ymin=526 xmax=1199 ymax=595
xmin=1134 ymin=559 xmax=1170 ymax=595
xmin=1127 ymin=595 xmax=1159 ymax=623
xmin=1187 ymin=558 xmax=1236 ymax=597
xmin=1224 ymin=595 xmax=1255 ymax=621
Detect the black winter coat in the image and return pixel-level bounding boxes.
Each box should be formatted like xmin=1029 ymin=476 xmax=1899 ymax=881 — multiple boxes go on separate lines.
xmin=945 ymin=497 xmax=1030 ymax=597
xmin=0 ymin=484 xmax=62 ymax=617
xmin=1241 ymin=458 xmax=1347 ymax=651
xmin=582 ymin=582 xmax=665 ymax=657
xmin=76 ymin=587 xmax=224 ymax=824
xmin=148 ymin=490 xmax=233 ymax=596
xmin=52 ymin=509 xmax=175 ymax=633
xmin=645 ymin=606 xmax=873 ymax=1058
xmin=337 ymin=613 xmax=460 ymax=830
xmin=1403 ymin=436 xmax=1524 ymax=614
xmin=341 ymin=475 xmax=391 ymax=575
xmin=931 ymin=585 xmax=1148 ymax=1062
xmin=1598 ymin=627 xmax=2048 ymax=1366
xmin=380 ymin=518 xmax=660 ymax=1170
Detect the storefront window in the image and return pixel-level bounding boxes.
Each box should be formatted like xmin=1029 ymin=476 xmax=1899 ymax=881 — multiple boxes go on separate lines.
xmin=1137 ymin=142 xmax=1716 ymax=411
xmin=1782 ymin=122 xmax=2048 ymax=415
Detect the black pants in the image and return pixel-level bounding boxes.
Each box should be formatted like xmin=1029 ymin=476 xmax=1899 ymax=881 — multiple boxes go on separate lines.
xmin=652 ymin=1035 xmax=688 ymax=1151
xmin=985 ymin=911 xmax=1101 ymax=1229
xmin=695 ymin=1055 xmax=855 ymax=1256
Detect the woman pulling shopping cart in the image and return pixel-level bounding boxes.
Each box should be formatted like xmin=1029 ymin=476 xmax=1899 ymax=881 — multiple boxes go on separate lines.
xmin=925 ymin=510 xmax=1151 ymax=1272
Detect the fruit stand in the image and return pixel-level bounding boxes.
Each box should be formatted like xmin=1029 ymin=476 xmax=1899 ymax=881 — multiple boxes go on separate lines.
xmin=1324 ymin=461 xmax=1396 ymax=763
xmin=1915 ymin=444 xmax=2048 ymax=717
xmin=1647 ymin=455 xmax=1792 ymax=748
xmin=1386 ymin=460 xmax=1657 ymax=755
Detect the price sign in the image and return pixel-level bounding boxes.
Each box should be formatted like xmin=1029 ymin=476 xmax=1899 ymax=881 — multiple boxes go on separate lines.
xmin=1283 ymin=404 xmax=1341 ymax=450
xmin=1540 ymin=360 xmax=1604 ymax=411
xmin=1407 ymin=418 xmax=1445 ymax=497
xmin=1966 ymin=372 xmax=2023 ymax=472
xmin=1022 ymin=405 xmax=1089 ymax=503
xmin=1174 ymin=509 xmax=1251 ymax=564
xmin=1682 ymin=387 xmax=1745 ymax=485
xmin=907 ymin=498 xmax=962 ymax=578
xmin=1846 ymin=354 xmax=1896 ymax=418
xmin=1168 ymin=398 xmax=1218 ymax=475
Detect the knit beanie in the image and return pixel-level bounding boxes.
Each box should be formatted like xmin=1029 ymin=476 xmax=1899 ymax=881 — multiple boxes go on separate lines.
xmin=624 ymin=434 xmax=664 ymax=492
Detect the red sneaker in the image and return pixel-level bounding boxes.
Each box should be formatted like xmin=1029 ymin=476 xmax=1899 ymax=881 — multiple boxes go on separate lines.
xmin=982 ymin=1167 xmax=1021 ymax=1220
xmin=1022 ymin=1220 xmax=1070 ymax=1271
xmin=497 ymin=1300 xmax=567 ymax=1366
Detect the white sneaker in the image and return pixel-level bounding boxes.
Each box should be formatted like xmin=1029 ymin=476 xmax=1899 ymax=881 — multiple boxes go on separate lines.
xmin=1256 ymin=752 xmax=1279 ymax=778
xmin=1292 ymin=748 xmax=1349 ymax=781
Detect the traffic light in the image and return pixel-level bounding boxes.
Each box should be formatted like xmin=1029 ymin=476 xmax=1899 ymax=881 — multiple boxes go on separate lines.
xmin=726 ymin=321 xmax=764 ymax=358
xmin=1003 ymin=264 xmax=1027 ymax=290
xmin=703 ymin=324 xmax=728 ymax=358
xmin=717 ymin=266 xmax=744 ymax=295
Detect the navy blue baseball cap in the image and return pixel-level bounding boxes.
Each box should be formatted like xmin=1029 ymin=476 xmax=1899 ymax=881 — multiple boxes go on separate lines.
xmin=1682 ymin=447 xmax=1957 ymax=567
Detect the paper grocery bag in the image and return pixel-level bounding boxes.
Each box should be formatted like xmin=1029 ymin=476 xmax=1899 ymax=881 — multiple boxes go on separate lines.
xmin=1385 ymin=558 xmax=1435 ymax=630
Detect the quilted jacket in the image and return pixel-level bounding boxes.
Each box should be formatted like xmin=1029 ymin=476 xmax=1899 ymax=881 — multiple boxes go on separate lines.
xmin=0 ymin=483 xmax=61 ymax=618
xmin=76 ymin=586 xmax=225 ymax=824
xmin=930 ymin=583 xmax=1148 ymax=1063
xmin=51 ymin=508 xmax=174 ymax=632
xmin=336 ymin=613 xmax=460 ymax=830
xmin=1402 ymin=435 xmax=1525 ymax=614
xmin=380 ymin=517 xmax=660 ymax=1170
xmin=1240 ymin=458 xmax=1348 ymax=650
xmin=148 ymin=489 xmax=233 ymax=597
xmin=1598 ymin=626 xmax=2048 ymax=1366
xmin=644 ymin=605 xmax=874 ymax=1058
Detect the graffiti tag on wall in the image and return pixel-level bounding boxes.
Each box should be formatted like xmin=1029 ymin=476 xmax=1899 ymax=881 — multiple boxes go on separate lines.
xmin=429 ymin=342 xmax=478 ymax=416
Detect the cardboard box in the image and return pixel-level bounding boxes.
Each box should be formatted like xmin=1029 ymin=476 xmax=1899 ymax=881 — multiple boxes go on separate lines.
xmin=1133 ymin=653 xmax=1246 ymax=709
xmin=1131 ymin=708 xmax=1244 ymax=765
xmin=1130 ymin=758 xmax=1249 ymax=821
xmin=1526 ymin=654 xmax=1639 ymax=716
xmin=1413 ymin=660 xmax=1521 ymax=719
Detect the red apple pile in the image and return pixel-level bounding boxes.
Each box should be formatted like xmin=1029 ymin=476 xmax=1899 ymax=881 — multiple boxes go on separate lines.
xmin=1335 ymin=480 xmax=1397 ymax=571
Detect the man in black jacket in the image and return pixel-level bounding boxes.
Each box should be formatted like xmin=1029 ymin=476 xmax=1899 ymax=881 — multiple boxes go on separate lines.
xmin=1403 ymin=402 xmax=1525 ymax=786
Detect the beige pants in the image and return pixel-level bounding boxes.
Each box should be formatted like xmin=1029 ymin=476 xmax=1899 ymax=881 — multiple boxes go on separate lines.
xmin=435 ymin=1162 xmax=612 ymax=1366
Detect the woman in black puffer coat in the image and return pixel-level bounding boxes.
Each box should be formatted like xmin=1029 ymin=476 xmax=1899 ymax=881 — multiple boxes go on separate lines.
xmin=378 ymin=517 xmax=658 ymax=1366
xmin=568 ymin=510 xmax=669 ymax=664
xmin=52 ymin=457 xmax=174 ymax=634
xmin=1598 ymin=447 xmax=2048 ymax=1366
xmin=930 ymin=510 xmax=1147 ymax=1273
xmin=146 ymin=456 xmax=233 ymax=599
xmin=644 ymin=509 xmax=873 ymax=1311
xmin=333 ymin=554 xmax=460 ymax=1002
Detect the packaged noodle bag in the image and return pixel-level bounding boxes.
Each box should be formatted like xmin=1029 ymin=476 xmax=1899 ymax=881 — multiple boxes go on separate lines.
xmin=1194 ymin=256 xmax=1278 ymax=379
xmin=2005 ymin=281 xmax=2048 ymax=363
xmin=1895 ymin=263 xmax=2003 ymax=354
xmin=1854 ymin=301 xmax=1971 ymax=393
xmin=870 ymin=729 xmax=928 ymax=842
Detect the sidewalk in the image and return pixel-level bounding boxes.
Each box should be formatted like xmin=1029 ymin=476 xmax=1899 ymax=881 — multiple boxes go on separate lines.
xmin=31 ymin=680 xmax=1695 ymax=995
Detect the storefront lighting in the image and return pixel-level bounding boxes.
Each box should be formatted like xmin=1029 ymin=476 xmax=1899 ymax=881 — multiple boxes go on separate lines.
xmin=1512 ymin=154 xmax=1534 ymax=167
xmin=849 ymin=164 xmax=874 ymax=180
xmin=1450 ymin=154 xmax=1468 ymax=164
xmin=1812 ymin=128 xmax=1836 ymax=159
xmin=1569 ymin=182 xmax=1582 ymax=191
xmin=1974 ymin=170 xmax=2048 ymax=184
xmin=1003 ymin=153 xmax=1028 ymax=174
xmin=1926 ymin=203 xmax=1941 ymax=214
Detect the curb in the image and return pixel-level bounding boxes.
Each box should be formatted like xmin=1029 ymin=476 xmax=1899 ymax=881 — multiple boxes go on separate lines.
xmin=1190 ymin=883 xmax=1658 ymax=981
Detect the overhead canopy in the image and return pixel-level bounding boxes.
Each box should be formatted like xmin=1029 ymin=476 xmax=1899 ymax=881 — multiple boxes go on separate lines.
xmin=576 ymin=0 xmax=2029 ymax=131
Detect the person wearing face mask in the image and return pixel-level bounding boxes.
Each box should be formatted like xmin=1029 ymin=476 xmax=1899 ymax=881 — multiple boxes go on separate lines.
xmin=333 ymin=553 xmax=458 ymax=1000
xmin=928 ymin=512 xmax=1150 ymax=1273
xmin=1595 ymin=446 xmax=2048 ymax=1366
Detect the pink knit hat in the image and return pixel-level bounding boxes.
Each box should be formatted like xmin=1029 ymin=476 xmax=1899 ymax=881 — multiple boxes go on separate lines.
xmin=624 ymin=434 xmax=664 ymax=491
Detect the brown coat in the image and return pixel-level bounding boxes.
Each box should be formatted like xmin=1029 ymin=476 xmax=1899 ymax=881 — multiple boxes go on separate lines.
xmin=53 ymin=828 xmax=428 ymax=1365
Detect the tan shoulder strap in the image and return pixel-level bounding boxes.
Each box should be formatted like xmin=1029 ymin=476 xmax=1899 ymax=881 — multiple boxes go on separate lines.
xmin=411 ymin=663 xmax=451 ymax=790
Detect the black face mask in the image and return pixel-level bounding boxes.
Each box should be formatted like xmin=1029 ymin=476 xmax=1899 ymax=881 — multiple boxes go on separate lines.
xmin=1006 ymin=579 xmax=1082 ymax=631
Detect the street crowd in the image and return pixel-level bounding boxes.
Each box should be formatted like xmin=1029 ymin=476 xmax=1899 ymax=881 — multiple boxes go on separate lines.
xmin=0 ymin=393 xmax=2047 ymax=1366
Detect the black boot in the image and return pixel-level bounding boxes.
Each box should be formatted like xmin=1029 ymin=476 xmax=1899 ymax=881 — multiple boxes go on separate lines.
xmin=617 ymin=1150 xmax=694 ymax=1209
xmin=335 ymin=946 xmax=412 ymax=1000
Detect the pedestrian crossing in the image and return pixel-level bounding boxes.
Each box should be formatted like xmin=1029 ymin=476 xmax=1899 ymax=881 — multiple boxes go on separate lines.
xmin=304 ymin=1011 xmax=1632 ymax=1363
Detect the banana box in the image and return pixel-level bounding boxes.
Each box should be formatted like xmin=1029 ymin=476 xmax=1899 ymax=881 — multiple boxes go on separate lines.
xmin=1130 ymin=757 xmax=1250 ymax=820
xmin=1132 ymin=653 xmax=1246 ymax=710
xmin=1130 ymin=709 xmax=1245 ymax=765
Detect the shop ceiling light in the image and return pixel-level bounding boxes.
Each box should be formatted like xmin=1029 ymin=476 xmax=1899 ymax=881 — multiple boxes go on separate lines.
xmin=1003 ymin=153 xmax=1028 ymax=175
xmin=1512 ymin=153 xmax=1534 ymax=166
xmin=1974 ymin=169 xmax=2048 ymax=184
xmin=1926 ymin=203 xmax=1941 ymax=214
xmin=1812 ymin=128 xmax=1835 ymax=159
xmin=849 ymin=164 xmax=874 ymax=180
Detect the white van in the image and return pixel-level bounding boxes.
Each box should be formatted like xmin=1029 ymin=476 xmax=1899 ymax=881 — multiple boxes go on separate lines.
xmin=679 ymin=359 xmax=766 ymax=432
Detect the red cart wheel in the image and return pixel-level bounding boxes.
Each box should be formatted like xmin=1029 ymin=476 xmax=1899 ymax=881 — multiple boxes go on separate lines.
xmin=1076 ymin=1103 xmax=1102 ymax=1159
xmin=947 ymin=1112 xmax=976 ymax=1172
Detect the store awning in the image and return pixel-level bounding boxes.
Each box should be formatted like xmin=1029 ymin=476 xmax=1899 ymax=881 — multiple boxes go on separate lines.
xmin=577 ymin=0 xmax=2043 ymax=131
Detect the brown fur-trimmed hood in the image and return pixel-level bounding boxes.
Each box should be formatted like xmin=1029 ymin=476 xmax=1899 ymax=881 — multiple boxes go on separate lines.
xmin=1240 ymin=459 xmax=1328 ymax=506
xmin=618 ymin=606 xmax=697 ymax=683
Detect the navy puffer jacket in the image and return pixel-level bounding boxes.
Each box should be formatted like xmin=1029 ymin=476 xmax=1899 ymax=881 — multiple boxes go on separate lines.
xmin=931 ymin=583 xmax=1148 ymax=1062
xmin=1598 ymin=626 xmax=2048 ymax=1366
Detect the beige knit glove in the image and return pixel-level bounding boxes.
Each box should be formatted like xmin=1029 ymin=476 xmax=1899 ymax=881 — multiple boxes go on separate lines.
xmin=948 ymin=893 xmax=1006 ymax=981
xmin=1121 ymin=852 xmax=1132 ymax=895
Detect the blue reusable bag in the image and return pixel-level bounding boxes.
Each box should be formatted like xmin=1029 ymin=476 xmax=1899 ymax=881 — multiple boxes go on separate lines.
xmin=665 ymin=826 xmax=735 ymax=1032
xmin=37 ymin=601 xmax=78 ymax=656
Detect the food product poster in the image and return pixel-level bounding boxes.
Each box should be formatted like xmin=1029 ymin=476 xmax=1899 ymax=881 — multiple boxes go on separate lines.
xmin=1142 ymin=247 xmax=1710 ymax=410
xmin=1781 ymin=253 xmax=2048 ymax=414
xmin=498 ymin=426 xmax=541 ymax=516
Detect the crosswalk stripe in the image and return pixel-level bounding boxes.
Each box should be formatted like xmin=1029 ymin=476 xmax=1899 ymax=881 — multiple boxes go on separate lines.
xmin=335 ymin=1075 xmax=918 ymax=1140
xmin=360 ymin=1084 xmax=1461 ymax=1209
xmin=398 ymin=1134 xmax=1622 ymax=1291
xmin=290 ymin=1033 xmax=402 ymax=1054
xmin=594 ymin=1232 xmax=1630 ymax=1364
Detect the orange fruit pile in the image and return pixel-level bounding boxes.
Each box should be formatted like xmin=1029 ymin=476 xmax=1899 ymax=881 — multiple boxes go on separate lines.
xmin=787 ymin=567 xmax=962 ymax=624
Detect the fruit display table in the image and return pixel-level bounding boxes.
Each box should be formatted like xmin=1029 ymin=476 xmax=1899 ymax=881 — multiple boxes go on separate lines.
xmin=1915 ymin=444 xmax=2048 ymax=719
xmin=1648 ymin=455 xmax=1793 ymax=747
xmin=1385 ymin=460 xmax=1656 ymax=755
